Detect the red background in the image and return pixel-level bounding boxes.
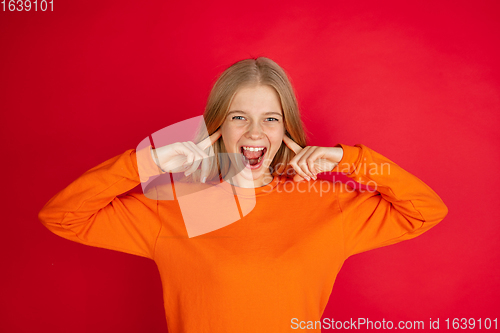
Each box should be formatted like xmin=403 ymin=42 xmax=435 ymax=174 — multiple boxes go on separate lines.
xmin=1 ymin=0 xmax=499 ymax=332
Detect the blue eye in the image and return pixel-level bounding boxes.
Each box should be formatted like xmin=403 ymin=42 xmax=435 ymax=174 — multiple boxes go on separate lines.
xmin=232 ymin=116 xmax=245 ymax=120
xmin=266 ymin=117 xmax=279 ymax=122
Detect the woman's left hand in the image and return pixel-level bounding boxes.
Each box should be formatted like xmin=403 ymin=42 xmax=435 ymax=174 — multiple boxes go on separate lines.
xmin=283 ymin=135 xmax=344 ymax=182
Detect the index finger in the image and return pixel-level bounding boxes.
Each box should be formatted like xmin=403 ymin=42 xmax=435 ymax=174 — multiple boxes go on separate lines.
xmin=283 ymin=134 xmax=303 ymax=155
xmin=197 ymin=128 xmax=222 ymax=151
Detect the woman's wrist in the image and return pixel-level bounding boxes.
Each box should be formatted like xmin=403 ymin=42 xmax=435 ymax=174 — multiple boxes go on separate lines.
xmin=149 ymin=147 xmax=165 ymax=172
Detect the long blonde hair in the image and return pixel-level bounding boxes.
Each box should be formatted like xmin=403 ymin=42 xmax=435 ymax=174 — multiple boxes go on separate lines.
xmin=187 ymin=57 xmax=307 ymax=183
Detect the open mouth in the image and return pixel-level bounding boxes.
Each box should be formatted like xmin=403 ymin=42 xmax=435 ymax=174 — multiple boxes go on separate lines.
xmin=240 ymin=146 xmax=267 ymax=169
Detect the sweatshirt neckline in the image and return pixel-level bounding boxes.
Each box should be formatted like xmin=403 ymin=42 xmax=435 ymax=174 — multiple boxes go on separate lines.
xmin=215 ymin=175 xmax=282 ymax=197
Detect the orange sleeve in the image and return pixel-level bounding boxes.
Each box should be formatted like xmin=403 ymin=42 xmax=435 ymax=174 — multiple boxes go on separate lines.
xmin=331 ymin=143 xmax=448 ymax=258
xmin=38 ymin=145 xmax=165 ymax=260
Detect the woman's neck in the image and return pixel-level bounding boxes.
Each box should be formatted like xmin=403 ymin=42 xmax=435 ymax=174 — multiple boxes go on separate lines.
xmin=223 ymin=169 xmax=274 ymax=188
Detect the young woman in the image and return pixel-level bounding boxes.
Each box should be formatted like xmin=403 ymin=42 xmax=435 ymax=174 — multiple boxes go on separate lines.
xmin=39 ymin=57 xmax=448 ymax=332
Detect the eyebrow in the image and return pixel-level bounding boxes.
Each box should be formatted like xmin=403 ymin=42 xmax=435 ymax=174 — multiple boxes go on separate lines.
xmin=227 ymin=110 xmax=283 ymax=117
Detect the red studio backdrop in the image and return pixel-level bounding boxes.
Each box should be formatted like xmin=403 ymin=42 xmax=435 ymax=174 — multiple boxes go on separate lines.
xmin=1 ymin=0 xmax=499 ymax=332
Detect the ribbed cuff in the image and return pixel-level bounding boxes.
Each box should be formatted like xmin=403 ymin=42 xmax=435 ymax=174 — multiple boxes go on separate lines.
xmin=331 ymin=143 xmax=362 ymax=175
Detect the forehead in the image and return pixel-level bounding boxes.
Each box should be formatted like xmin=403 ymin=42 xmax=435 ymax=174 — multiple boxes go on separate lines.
xmin=228 ymin=85 xmax=282 ymax=115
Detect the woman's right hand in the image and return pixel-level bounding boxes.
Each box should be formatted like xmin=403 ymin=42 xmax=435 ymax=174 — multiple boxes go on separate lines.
xmin=150 ymin=129 xmax=222 ymax=183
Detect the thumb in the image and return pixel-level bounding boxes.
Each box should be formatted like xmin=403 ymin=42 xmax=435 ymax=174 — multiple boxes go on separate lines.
xmin=293 ymin=173 xmax=306 ymax=182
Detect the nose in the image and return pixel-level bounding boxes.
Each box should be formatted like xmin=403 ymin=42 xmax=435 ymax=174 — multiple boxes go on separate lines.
xmin=245 ymin=121 xmax=264 ymax=140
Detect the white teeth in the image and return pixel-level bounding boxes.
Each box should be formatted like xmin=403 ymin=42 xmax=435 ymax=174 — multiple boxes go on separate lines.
xmin=242 ymin=146 xmax=264 ymax=151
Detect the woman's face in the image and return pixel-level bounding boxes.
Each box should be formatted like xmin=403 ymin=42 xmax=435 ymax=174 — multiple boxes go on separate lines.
xmin=221 ymin=84 xmax=285 ymax=187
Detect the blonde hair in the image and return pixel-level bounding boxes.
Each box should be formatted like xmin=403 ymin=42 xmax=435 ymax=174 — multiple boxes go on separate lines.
xmin=187 ymin=57 xmax=307 ymax=183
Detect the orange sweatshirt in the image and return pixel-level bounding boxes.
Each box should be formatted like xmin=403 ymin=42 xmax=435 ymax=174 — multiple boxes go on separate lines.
xmin=38 ymin=143 xmax=448 ymax=332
